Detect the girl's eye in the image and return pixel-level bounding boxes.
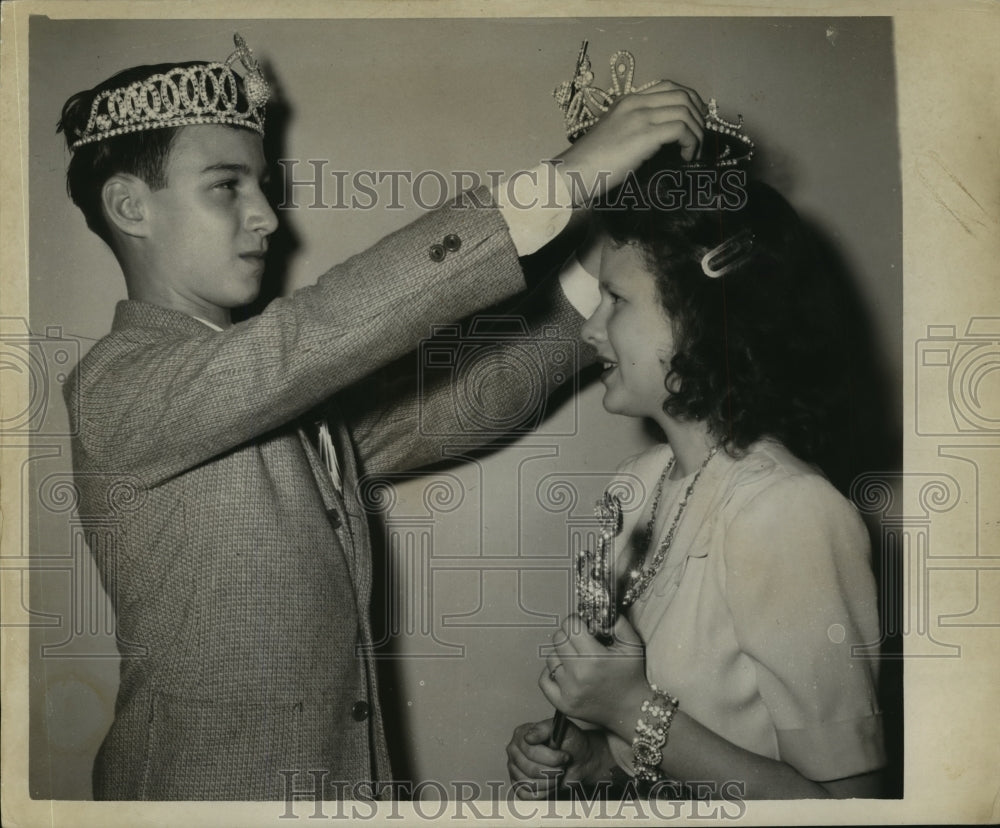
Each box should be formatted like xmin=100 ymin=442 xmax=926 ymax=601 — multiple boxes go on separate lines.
xmin=609 ymin=292 xmax=623 ymax=305
xmin=215 ymin=180 xmax=238 ymax=191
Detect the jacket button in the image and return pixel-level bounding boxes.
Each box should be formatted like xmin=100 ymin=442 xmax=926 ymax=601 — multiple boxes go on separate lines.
xmin=428 ymin=243 xmax=446 ymax=262
xmin=351 ymin=700 xmax=370 ymax=721
xmin=326 ymin=507 xmax=342 ymax=529
xmin=443 ymin=233 xmax=462 ymax=252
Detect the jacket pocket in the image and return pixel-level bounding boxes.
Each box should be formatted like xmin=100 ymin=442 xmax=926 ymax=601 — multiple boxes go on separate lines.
xmin=140 ymin=692 xmax=302 ymax=800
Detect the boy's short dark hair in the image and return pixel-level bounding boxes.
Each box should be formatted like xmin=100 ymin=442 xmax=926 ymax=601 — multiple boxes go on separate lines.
xmin=58 ymin=60 xmax=257 ymax=245
xmin=58 ymin=63 xmax=196 ymax=244
xmin=596 ymin=154 xmax=848 ymax=465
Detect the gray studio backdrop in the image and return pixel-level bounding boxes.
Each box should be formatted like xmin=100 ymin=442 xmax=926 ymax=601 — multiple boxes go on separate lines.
xmin=27 ymin=16 xmax=900 ymax=798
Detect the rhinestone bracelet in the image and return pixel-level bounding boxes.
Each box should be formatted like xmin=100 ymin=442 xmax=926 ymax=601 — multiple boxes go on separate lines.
xmin=631 ymin=684 xmax=679 ymax=783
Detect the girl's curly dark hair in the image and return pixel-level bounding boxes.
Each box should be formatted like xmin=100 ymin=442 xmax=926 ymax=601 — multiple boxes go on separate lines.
xmin=596 ymin=156 xmax=848 ymax=465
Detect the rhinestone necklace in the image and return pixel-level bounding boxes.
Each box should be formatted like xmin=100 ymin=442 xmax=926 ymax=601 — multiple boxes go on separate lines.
xmin=621 ymin=444 xmax=721 ymax=607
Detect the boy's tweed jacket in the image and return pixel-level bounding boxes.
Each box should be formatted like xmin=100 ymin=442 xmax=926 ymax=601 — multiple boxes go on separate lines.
xmin=66 ymin=191 xmax=584 ymax=800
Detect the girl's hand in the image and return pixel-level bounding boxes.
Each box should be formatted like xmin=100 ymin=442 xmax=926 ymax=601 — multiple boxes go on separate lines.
xmin=505 ymin=718 xmax=604 ymax=799
xmin=557 ymin=80 xmax=706 ymax=206
xmin=539 ymin=614 xmax=651 ymax=740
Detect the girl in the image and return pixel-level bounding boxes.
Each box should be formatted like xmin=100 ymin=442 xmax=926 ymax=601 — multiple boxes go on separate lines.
xmin=506 ymin=164 xmax=886 ymax=799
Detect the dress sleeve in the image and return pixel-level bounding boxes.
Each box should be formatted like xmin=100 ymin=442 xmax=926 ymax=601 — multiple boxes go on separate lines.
xmin=722 ymin=472 xmax=885 ymax=781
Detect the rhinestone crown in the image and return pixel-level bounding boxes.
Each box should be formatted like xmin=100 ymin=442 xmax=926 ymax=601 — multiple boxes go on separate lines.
xmin=71 ymin=33 xmax=269 ymax=149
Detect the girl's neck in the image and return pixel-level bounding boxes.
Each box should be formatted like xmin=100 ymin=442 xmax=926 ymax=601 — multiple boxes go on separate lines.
xmin=658 ymin=416 xmax=716 ymax=479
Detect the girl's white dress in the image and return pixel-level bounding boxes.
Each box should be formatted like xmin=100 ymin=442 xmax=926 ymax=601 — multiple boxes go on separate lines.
xmin=606 ymin=439 xmax=885 ymax=782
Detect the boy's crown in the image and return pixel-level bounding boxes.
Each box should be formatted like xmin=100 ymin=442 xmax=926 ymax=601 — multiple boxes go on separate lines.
xmin=553 ymin=42 xmax=754 ymax=167
xmin=70 ymin=33 xmax=270 ymax=149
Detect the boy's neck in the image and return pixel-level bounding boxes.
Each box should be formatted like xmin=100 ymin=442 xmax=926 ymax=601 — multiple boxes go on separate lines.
xmin=124 ymin=275 xmax=233 ymax=329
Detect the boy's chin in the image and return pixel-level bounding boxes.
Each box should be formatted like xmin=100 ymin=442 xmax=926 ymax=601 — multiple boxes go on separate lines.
xmin=227 ymin=283 xmax=263 ymax=307
xmin=224 ymin=285 xmax=270 ymax=322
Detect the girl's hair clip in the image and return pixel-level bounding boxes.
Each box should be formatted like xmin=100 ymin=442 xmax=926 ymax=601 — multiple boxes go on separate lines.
xmin=701 ymin=230 xmax=755 ymax=278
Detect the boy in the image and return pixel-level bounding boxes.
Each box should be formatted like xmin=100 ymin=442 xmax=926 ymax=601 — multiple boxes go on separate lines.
xmin=59 ymin=34 xmax=705 ymax=799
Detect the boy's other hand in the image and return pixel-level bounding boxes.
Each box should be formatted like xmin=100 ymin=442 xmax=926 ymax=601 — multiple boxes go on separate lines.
xmin=505 ymin=718 xmax=602 ymax=799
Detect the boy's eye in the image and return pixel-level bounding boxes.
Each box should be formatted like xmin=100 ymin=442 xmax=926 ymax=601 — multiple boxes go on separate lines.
xmin=214 ymin=180 xmax=238 ymax=191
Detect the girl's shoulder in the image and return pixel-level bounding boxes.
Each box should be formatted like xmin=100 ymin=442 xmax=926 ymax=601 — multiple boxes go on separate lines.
xmin=720 ymin=439 xmax=862 ymax=530
xmin=725 ymin=439 xmax=814 ymax=487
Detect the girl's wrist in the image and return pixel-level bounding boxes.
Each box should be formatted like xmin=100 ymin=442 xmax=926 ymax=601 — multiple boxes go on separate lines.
xmin=605 ymin=679 xmax=655 ymax=743
xmin=630 ymin=684 xmax=680 ymax=783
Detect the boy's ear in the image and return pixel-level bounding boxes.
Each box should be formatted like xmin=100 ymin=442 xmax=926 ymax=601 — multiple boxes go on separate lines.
xmin=101 ymin=174 xmax=152 ymax=238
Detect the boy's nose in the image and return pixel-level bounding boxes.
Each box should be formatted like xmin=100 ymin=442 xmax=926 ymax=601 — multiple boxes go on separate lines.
xmin=248 ymin=192 xmax=279 ymax=236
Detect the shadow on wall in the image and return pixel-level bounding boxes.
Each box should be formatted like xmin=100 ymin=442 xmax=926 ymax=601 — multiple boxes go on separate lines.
xmin=802 ymin=216 xmax=904 ymax=799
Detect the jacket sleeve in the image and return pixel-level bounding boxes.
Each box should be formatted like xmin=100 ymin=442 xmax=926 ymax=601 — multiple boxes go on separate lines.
xmin=69 ymin=188 xmax=525 ymax=487
xmin=341 ymin=282 xmax=591 ymax=477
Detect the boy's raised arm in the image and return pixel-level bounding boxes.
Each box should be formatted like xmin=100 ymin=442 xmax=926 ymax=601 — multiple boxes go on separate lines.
xmin=69 ymin=188 xmax=522 ymax=486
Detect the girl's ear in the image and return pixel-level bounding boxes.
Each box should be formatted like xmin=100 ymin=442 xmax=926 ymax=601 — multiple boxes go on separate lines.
xmin=101 ymin=174 xmax=151 ymax=238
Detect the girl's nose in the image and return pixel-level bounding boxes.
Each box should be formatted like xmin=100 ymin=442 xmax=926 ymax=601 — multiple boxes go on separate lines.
xmin=580 ymin=306 xmax=606 ymax=348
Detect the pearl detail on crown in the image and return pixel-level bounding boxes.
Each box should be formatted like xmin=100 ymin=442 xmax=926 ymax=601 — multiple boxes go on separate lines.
xmin=553 ymin=42 xmax=754 ymax=167
xmin=71 ymin=33 xmax=269 ymax=149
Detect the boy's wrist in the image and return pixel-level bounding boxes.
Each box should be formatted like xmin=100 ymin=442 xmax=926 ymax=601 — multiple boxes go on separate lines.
xmin=492 ymin=162 xmax=572 ymax=256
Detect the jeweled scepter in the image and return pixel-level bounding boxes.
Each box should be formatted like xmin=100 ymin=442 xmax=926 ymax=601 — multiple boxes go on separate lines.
xmin=549 ymin=490 xmax=623 ymax=748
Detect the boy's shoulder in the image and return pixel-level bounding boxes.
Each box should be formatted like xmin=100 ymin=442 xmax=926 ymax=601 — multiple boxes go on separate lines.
xmin=108 ymin=300 xmax=212 ymax=337
xmin=92 ymin=300 xmax=210 ymax=351
xmin=69 ymin=300 xmax=213 ymax=394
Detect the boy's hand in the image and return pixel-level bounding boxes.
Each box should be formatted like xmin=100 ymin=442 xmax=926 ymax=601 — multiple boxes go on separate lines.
xmin=556 ymin=80 xmax=706 ymax=205
xmin=506 ymin=718 xmax=602 ymax=799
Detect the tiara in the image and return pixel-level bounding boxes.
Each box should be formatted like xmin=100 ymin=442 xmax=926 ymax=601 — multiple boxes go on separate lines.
xmin=71 ymin=33 xmax=270 ymax=149
xmin=553 ymin=42 xmax=754 ymax=167
xmin=553 ymin=42 xmax=658 ymax=142
xmin=701 ymin=100 xmax=755 ymax=168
